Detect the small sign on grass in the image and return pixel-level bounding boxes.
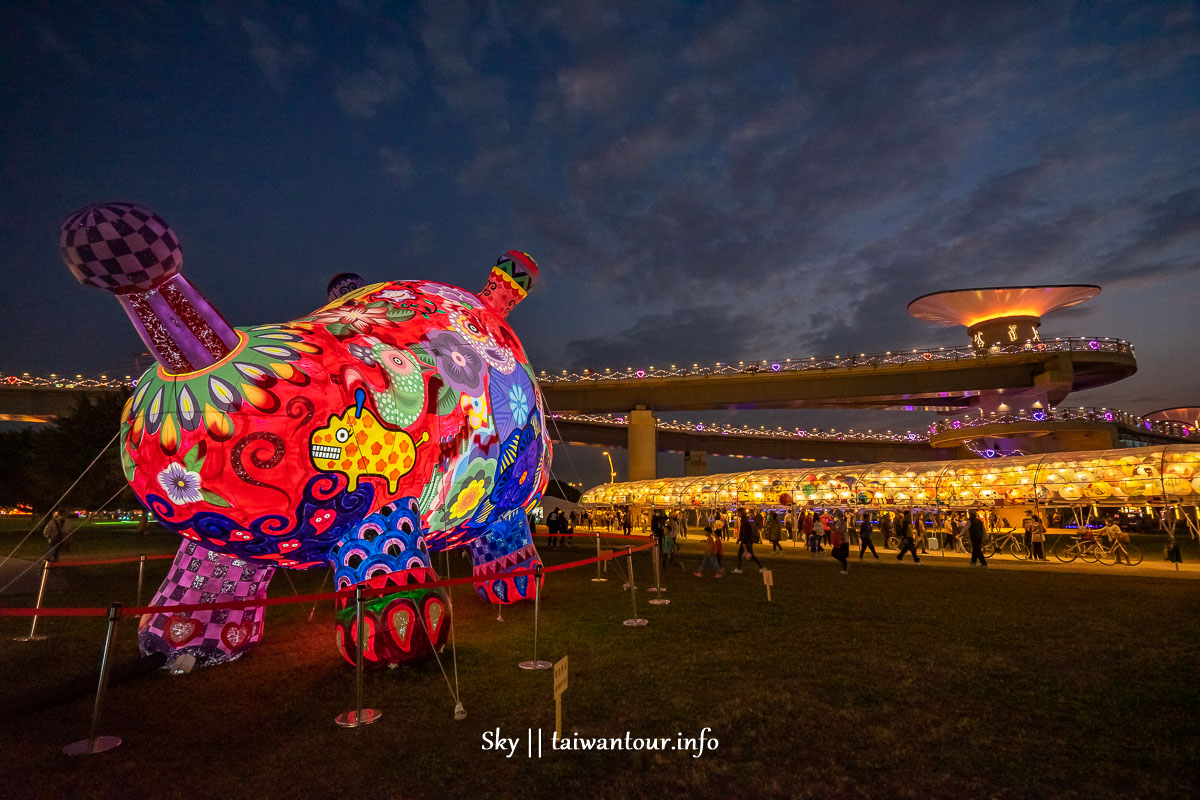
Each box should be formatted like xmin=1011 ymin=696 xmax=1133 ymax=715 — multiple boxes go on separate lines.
xmin=553 ymin=655 xmax=568 ymax=738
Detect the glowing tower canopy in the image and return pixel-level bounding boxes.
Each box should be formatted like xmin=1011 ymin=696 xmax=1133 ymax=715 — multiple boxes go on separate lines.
xmin=907 ymin=285 xmax=1100 ymax=351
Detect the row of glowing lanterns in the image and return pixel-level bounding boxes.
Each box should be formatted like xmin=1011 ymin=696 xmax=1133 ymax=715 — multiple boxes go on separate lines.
xmin=583 ymin=450 xmax=1200 ymax=507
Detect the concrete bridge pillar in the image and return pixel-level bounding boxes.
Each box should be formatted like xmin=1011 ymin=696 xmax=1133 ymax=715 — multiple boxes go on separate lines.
xmin=628 ymin=407 xmax=657 ymax=481
xmin=684 ymin=450 xmax=708 ymax=476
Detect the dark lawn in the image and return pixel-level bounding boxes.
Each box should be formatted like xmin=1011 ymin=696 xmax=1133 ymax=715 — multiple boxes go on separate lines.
xmin=1 ymin=527 xmax=1197 ymax=800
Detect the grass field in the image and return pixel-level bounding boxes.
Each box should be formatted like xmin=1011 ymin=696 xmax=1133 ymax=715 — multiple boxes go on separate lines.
xmin=1 ymin=523 xmax=1198 ymax=800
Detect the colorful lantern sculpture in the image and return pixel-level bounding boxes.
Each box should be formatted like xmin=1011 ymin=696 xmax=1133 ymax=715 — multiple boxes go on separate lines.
xmin=60 ymin=203 xmax=551 ymax=669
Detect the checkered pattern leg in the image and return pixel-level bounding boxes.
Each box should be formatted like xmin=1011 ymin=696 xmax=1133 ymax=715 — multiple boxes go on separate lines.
xmin=138 ymin=540 xmax=275 ymax=668
xmin=468 ymin=512 xmax=541 ymax=604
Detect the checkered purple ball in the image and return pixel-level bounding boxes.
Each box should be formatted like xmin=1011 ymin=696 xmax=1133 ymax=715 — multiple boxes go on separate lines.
xmin=60 ymin=203 xmax=181 ymax=294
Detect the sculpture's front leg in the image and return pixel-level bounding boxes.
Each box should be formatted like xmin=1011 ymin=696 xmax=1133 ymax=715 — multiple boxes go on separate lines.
xmin=332 ymin=499 xmax=450 ymax=667
xmin=138 ymin=540 xmax=274 ymax=668
xmin=468 ymin=513 xmax=542 ymax=604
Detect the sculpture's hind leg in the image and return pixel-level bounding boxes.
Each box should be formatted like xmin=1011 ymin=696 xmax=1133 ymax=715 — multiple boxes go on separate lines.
xmin=468 ymin=512 xmax=542 ymax=604
xmin=138 ymin=540 xmax=273 ymax=669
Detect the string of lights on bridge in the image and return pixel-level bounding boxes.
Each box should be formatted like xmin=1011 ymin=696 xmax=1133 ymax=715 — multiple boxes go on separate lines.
xmin=550 ymin=412 xmax=931 ymax=443
xmin=0 ymin=372 xmax=135 ymax=389
xmin=537 ymin=336 xmax=1134 ymax=382
xmin=552 ymin=406 xmax=1194 ymax=444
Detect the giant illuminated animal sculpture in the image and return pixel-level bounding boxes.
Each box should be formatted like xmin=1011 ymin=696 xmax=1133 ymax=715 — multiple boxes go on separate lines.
xmin=60 ymin=203 xmax=550 ymax=669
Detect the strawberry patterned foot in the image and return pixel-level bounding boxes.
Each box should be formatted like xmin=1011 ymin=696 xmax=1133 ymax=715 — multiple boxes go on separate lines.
xmin=138 ymin=541 xmax=273 ymax=668
xmin=468 ymin=514 xmax=542 ymax=604
xmin=330 ymin=499 xmax=450 ymax=667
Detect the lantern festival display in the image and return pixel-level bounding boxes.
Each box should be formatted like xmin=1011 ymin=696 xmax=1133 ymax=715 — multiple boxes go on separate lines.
xmin=60 ymin=203 xmax=550 ymax=669
xmin=583 ymin=445 xmax=1200 ymax=512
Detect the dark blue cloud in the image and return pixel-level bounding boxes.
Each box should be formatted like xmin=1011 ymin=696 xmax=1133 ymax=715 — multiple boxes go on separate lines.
xmin=0 ymin=0 xmax=1196 ymax=486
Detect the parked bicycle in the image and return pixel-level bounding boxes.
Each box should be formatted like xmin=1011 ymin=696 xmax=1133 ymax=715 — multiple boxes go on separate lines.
xmin=1092 ymin=537 xmax=1144 ymax=566
xmin=982 ymin=529 xmax=1028 ymax=558
xmin=1053 ymin=534 xmax=1104 ymax=563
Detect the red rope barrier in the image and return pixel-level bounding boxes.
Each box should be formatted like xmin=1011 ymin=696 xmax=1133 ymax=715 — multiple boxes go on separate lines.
xmin=51 ymin=554 xmax=175 ymax=568
xmin=0 ymin=542 xmax=655 ymax=619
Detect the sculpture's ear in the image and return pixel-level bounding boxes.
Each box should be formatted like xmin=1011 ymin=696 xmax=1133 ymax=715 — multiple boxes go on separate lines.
xmin=60 ymin=203 xmax=239 ymax=374
xmin=478 ymin=251 xmax=538 ymax=318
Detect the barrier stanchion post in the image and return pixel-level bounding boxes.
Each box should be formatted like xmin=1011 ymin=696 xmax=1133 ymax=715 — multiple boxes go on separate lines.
xmin=648 ymin=544 xmax=670 ymax=605
xmin=519 ymin=564 xmax=551 ymax=670
xmin=336 ymin=585 xmax=381 ymax=728
xmin=591 ymin=532 xmax=607 ymax=582
xmin=623 ymin=546 xmax=648 ymax=626
xmin=135 ymin=553 xmax=146 ymax=607
xmin=14 ymin=559 xmax=51 ymax=642
xmin=63 ymin=603 xmax=123 ymax=755
xmin=647 ymin=543 xmax=661 ymax=592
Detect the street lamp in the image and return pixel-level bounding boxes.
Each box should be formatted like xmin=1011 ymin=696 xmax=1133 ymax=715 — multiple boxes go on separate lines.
xmin=602 ymin=451 xmax=616 ymax=484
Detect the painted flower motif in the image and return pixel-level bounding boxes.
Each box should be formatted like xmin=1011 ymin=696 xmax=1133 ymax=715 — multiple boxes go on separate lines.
xmin=489 ymin=367 xmax=534 ymax=439
xmin=449 ymin=308 xmax=492 ymax=348
xmin=422 ymin=283 xmax=481 ymax=309
xmin=347 ymin=342 xmax=376 ymax=366
xmin=125 ymin=325 xmax=319 ymax=453
xmin=480 ymin=340 xmax=516 ymax=374
xmin=158 ymin=462 xmax=203 ymax=505
xmin=490 ymin=426 xmax=541 ymax=510
xmin=442 ymin=456 xmax=496 ymax=527
xmin=374 ymin=287 xmax=415 ymax=303
xmin=426 ymin=330 xmax=486 ymax=396
xmin=308 ymin=304 xmax=393 ymax=336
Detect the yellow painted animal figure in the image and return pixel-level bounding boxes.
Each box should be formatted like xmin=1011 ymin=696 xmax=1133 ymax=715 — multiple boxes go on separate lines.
xmin=310 ymin=390 xmax=429 ymax=492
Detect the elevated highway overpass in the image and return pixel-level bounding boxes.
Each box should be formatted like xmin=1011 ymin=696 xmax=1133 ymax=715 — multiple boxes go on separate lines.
xmin=537 ymin=337 xmax=1136 ymax=413
xmin=3 ymin=337 xmax=1179 ymax=480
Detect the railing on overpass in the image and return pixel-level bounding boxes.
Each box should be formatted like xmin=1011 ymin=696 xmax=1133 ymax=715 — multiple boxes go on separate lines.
xmin=537 ymin=336 xmax=1134 ymax=383
xmin=931 ymin=407 xmax=1196 ymax=441
xmin=0 ymin=373 xmax=135 ymax=389
xmin=550 ymin=412 xmax=929 ymax=443
xmin=1 ymin=335 xmax=1135 ymax=391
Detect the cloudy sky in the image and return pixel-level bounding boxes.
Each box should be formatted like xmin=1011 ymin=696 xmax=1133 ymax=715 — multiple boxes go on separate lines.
xmin=2 ymin=1 xmax=1197 ymax=486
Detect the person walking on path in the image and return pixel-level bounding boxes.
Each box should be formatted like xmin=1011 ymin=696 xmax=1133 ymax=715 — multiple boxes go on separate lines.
xmin=831 ymin=516 xmax=850 ymax=575
xmin=915 ymin=515 xmax=928 ymax=554
xmin=858 ymin=514 xmax=879 ymax=559
xmin=651 ymin=511 xmax=666 ymax=555
xmin=967 ymin=509 xmax=988 ymax=567
xmin=801 ymin=512 xmax=814 ymax=552
xmin=713 ymin=511 xmax=727 ymax=542
xmin=694 ymin=529 xmax=724 ymax=577
xmin=43 ymin=510 xmax=71 ymax=563
xmin=895 ymin=511 xmax=922 ymax=563
xmin=1030 ymin=513 xmax=1047 ymax=561
xmin=622 ymin=509 xmax=632 ymax=537
xmin=1022 ymin=511 xmax=1036 ymax=557
xmin=766 ymin=512 xmax=784 ymax=553
xmin=1104 ymin=516 xmax=1132 ymax=565
xmin=732 ymin=510 xmax=763 ymax=573
xmin=943 ymin=513 xmax=960 ymax=554
xmin=879 ymin=512 xmax=894 ymax=549
xmin=784 ymin=509 xmax=796 ymax=542
xmin=662 ymin=519 xmax=686 ymax=571
xmin=820 ymin=511 xmax=833 ymax=547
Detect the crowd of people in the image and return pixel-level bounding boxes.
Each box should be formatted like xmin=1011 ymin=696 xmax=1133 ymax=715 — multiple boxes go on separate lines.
xmin=535 ymin=503 xmax=1184 ymax=576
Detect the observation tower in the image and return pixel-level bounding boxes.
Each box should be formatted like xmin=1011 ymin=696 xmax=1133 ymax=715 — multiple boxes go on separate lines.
xmin=909 ymin=284 xmax=1132 ymax=454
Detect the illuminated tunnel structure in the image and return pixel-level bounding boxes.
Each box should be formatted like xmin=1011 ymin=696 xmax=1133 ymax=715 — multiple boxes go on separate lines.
xmin=581 ymin=444 xmax=1200 ymax=531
